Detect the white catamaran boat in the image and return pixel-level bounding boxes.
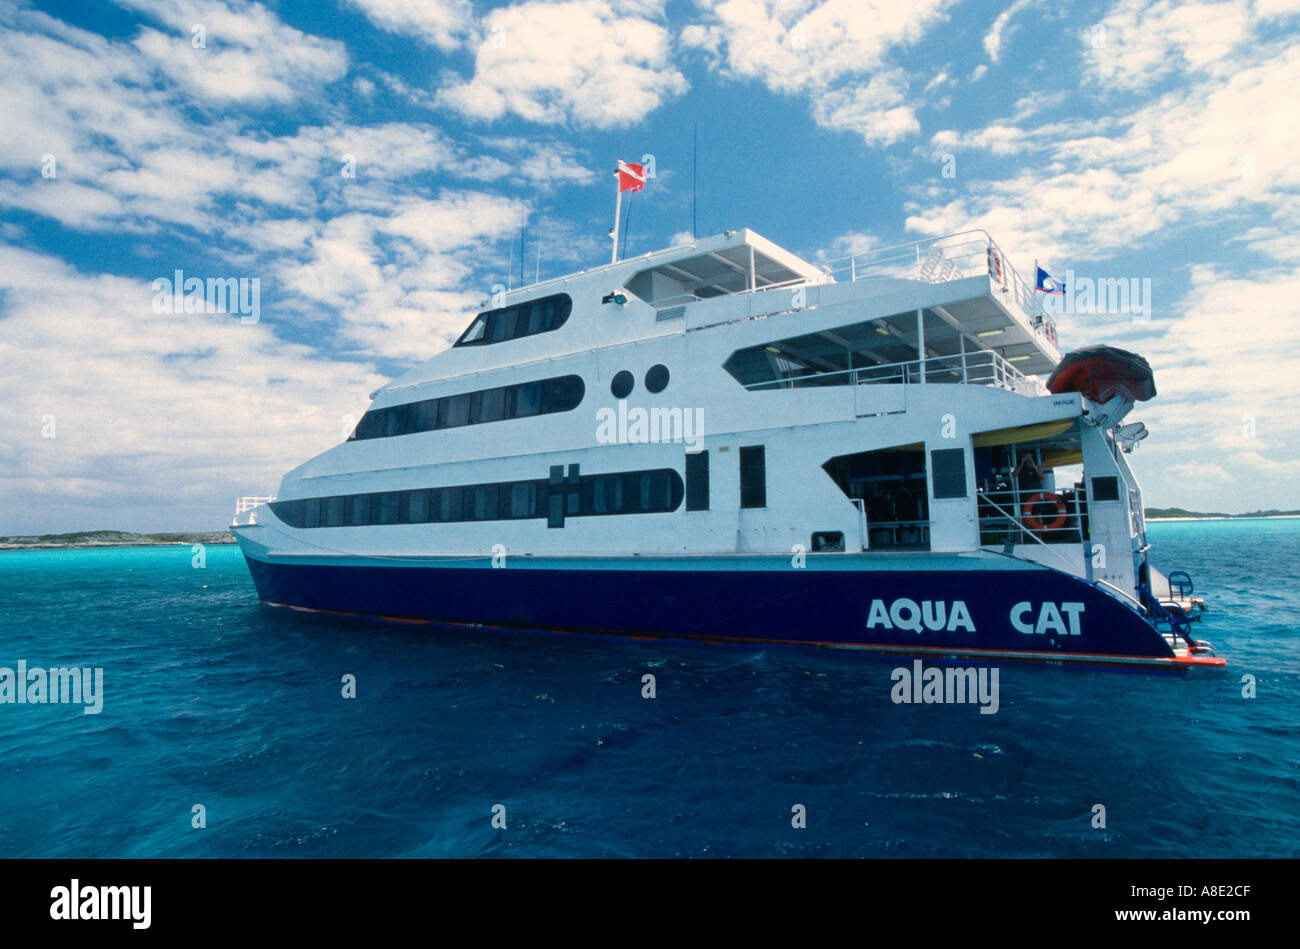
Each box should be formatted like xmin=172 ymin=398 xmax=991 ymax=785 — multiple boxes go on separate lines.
xmin=233 ymin=227 xmax=1222 ymax=670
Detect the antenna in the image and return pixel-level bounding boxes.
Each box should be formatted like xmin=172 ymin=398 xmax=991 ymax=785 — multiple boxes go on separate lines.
xmin=692 ymin=122 xmax=698 ymax=240
xmin=506 ymin=235 xmax=514 ymax=291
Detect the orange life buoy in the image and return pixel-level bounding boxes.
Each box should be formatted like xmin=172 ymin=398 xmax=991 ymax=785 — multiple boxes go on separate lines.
xmin=1022 ymin=492 xmax=1067 ymax=531
xmin=988 ymin=248 xmax=1003 ymax=282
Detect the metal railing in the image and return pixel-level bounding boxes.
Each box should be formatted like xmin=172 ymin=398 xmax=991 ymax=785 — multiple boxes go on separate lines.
xmin=744 ymin=349 xmax=1047 ymax=396
xmin=819 ymin=230 xmax=1058 ymax=350
xmin=233 ymin=495 xmax=276 ymax=527
xmin=648 ymin=276 xmax=813 ymax=310
xmin=977 ymin=488 xmax=1088 ymax=567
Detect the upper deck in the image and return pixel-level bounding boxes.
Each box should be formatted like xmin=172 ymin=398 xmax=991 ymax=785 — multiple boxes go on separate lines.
xmin=379 ymin=228 xmax=1061 ymax=399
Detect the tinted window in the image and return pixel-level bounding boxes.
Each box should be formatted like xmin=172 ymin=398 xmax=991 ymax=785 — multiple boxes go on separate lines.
xmin=1092 ymin=475 xmax=1120 ymax=502
xmin=443 ymin=393 xmax=471 ymax=428
xmin=740 ymin=445 xmax=766 ymax=509
xmin=351 ymin=375 xmax=583 ymax=440
xmin=473 ymin=484 xmax=497 ymax=520
xmin=285 ymin=468 xmax=681 ymax=528
xmin=454 ymin=293 xmax=571 ymax=347
xmin=930 ymin=448 xmax=968 ymax=499
xmin=476 ymin=387 xmax=507 ymax=423
xmin=510 ymin=482 xmax=536 ymax=517
xmin=594 ymin=476 xmax=624 ymax=513
xmin=515 ymin=383 xmax=542 ymax=417
xmin=611 ymin=370 xmax=634 ymax=399
xmin=686 ymin=451 xmax=709 ymax=511
xmin=645 ymin=364 xmax=670 ymax=393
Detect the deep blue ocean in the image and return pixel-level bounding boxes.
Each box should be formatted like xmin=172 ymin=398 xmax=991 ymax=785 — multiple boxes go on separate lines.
xmin=1 ymin=519 xmax=1296 ymax=858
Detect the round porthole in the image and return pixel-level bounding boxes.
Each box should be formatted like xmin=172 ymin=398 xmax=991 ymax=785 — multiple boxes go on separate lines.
xmin=645 ymin=364 xmax=670 ymax=393
xmin=611 ymin=370 xmax=634 ymax=399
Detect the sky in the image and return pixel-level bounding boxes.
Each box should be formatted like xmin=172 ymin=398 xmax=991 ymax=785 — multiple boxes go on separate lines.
xmin=0 ymin=0 xmax=1297 ymax=533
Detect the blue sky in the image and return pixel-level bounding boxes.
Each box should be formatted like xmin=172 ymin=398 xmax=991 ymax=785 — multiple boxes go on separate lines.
xmin=1 ymin=0 xmax=1298 ymax=532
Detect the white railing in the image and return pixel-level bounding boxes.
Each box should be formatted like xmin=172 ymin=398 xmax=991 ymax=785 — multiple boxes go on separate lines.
xmin=819 ymin=230 xmax=1058 ymax=350
xmin=648 ymin=276 xmax=813 ymax=310
xmin=744 ymin=349 xmax=1047 ymax=396
xmin=233 ymin=495 xmax=276 ymax=526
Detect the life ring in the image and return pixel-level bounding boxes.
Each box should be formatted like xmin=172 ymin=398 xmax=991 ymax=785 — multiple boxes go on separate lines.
xmin=1022 ymin=492 xmax=1067 ymax=531
xmin=987 ymin=247 xmax=1003 ymax=282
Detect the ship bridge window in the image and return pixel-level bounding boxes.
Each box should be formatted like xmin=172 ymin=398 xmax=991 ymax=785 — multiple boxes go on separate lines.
xmin=454 ymin=293 xmax=571 ymax=348
xmin=350 ymin=374 xmax=585 ymax=441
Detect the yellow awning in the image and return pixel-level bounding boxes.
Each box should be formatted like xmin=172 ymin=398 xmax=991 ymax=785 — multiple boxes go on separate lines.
xmin=1041 ymin=448 xmax=1083 ymax=467
xmin=972 ymin=419 xmax=1074 ymax=448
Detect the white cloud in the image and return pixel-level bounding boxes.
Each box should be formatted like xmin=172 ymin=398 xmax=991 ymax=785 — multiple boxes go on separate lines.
xmin=125 ymin=0 xmax=349 ymax=103
xmin=1084 ymin=0 xmax=1258 ymax=90
xmin=345 ymin=0 xmax=474 ymax=51
xmin=912 ymin=40 xmax=1300 ymax=263
xmin=983 ymin=0 xmax=1039 ymax=63
xmin=438 ymin=1 xmax=688 ymax=128
xmin=682 ymin=0 xmax=953 ymax=146
xmin=810 ymin=70 xmax=919 ymax=146
xmin=684 ymin=0 xmax=950 ymax=94
xmin=0 ymin=244 xmax=386 ymax=531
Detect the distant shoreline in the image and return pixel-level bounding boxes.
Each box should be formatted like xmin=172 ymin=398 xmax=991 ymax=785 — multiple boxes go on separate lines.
xmin=1146 ymin=514 xmax=1300 ymax=522
xmin=0 ymin=531 xmax=236 ymax=551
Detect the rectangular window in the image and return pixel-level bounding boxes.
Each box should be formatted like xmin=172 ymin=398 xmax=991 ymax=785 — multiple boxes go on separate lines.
xmin=476 ymin=387 xmax=507 ymax=423
xmin=325 ymin=496 xmax=345 ymax=527
xmin=514 ymin=382 xmax=542 ymax=417
xmin=930 ymin=448 xmax=968 ymax=499
xmin=739 ymin=445 xmax=766 ymax=509
xmin=378 ymin=492 xmax=400 ymax=524
xmin=488 ymin=309 xmax=517 ymax=342
xmin=439 ymin=487 xmax=462 ymax=522
xmin=443 ymin=393 xmax=471 ymax=428
xmin=303 ymin=498 xmax=321 ymax=528
xmin=414 ymin=400 xmax=438 ymax=432
xmin=594 ymin=475 xmax=624 ymax=513
xmin=407 ymin=489 xmax=430 ymax=523
xmin=473 ymin=484 xmax=497 ymax=520
xmin=384 ymin=406 xmax=406 ymax=437
xmin=349 ymin=494 xmax=371 ymax=526
xmin=685 ymin=451 xmax=709 ymax=511
xmin=1091 ymin=475 xmax=1120 ymax=502
xmin=510 ymin=482 xmax=536 ymax=518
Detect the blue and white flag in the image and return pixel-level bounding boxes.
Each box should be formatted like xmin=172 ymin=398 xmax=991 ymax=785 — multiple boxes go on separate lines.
xmin=1036 ymin=266 xmax=1065 ymax=295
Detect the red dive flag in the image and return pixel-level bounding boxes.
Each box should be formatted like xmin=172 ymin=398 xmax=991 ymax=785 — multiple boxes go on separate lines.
xmin=616 ymin=160 xmax=646 ymax=193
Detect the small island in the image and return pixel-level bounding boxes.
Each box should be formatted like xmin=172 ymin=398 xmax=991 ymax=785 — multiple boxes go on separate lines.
xmin=0 ymin=530 xmax=236 ymax=550
xmin=1145 ymin=507 xmax=1300 ymax=521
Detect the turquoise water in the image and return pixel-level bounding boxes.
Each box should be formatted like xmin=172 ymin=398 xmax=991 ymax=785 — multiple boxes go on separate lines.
xmin=0 ymin=520 xmax=1296 ymax=857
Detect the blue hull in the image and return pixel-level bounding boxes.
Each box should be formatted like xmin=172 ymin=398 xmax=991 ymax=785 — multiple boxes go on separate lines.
xmin=238 ymin=547 xmax=1187 ymax=667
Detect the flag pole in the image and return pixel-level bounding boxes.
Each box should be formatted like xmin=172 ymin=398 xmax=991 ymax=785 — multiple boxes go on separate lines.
xmin=611 ymin=166 xmax=622 ymax=264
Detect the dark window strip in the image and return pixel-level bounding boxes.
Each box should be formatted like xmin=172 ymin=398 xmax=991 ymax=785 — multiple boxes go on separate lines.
xmin=270 ymin=468 xmax=684 ymax=528
xmin=453 ymin=293 xmax=572 ymax=348
xmin=350 ymin=374 xmax=584 ymax=442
